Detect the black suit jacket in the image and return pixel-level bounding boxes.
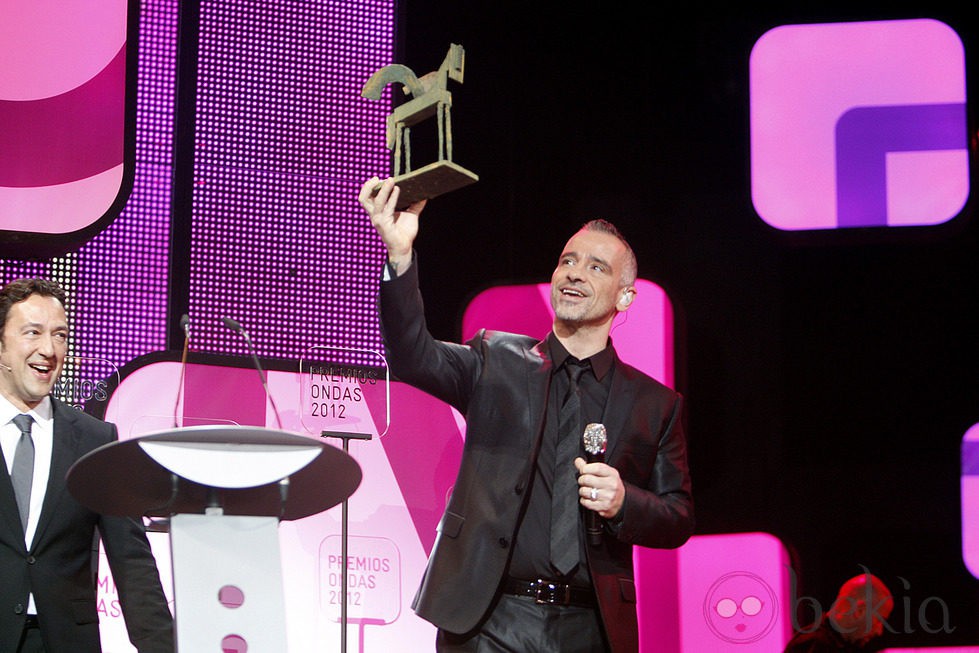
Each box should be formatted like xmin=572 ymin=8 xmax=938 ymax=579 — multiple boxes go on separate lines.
xmin=379 ymin=260 xmax=694 ymax=653
xmin=0 ymin=398 xmax=173 ymax=653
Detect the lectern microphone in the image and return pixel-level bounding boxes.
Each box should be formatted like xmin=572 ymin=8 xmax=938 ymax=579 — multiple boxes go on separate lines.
xmin=583 ymin=423 xmax=607 ymax=547
xmin=173 ymin=314 xmax=191 ymax=428
xmin=222 ymin=317 xmax=284 ymax=429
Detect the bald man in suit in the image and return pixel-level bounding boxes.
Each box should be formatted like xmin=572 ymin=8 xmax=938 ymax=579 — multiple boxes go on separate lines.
xmin=361 ymin=178 xmax=694 ymax=652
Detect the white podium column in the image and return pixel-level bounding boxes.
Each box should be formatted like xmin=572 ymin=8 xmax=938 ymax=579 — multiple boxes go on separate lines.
xmin=170 ymin=513 xmax=286 ymax=651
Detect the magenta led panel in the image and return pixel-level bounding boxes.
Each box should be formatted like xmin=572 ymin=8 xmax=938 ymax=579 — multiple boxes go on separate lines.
xmin=750 ymin=19 xmax=968 ymax=231
xmin=0 ymin=0 xmax=130 ymax=238
xmin=62 ymin=0 xmax=177 ymax=385
xmin=962 ymin=423 xmax=979 ymax=579
xmin=188 ymin=1 xmax=394 ymax=364
xmin=1 ymin=0 xmax=177 ymax=410
xmin=3 ymin=0 xmax=397 ymax=410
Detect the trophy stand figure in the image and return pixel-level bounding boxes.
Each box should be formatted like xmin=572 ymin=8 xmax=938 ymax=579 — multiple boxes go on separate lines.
xmin=362 ymin=43 xmax=479 ymax=208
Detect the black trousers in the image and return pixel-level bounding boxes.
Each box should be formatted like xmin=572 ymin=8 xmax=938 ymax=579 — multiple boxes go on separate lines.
xmin=436 ymin=594 xmax=608 ymax=653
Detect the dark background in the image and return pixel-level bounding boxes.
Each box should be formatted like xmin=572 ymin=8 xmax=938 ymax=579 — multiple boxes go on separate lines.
xmin=396 ymin=2 xmax=979 ymax=645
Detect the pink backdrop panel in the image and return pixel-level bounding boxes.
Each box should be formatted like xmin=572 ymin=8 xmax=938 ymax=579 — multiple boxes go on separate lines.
xmin=0 ymin=0 xmax=130 ymax=235
xmin=961 ymin=423 xmax=979 ymax=579
xmin=677 ymin=532 xmax=791 ymax=651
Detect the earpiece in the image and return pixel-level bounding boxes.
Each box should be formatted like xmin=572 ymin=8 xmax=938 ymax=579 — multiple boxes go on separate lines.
xmin=620 ymin=291 xmax=633 ymax=306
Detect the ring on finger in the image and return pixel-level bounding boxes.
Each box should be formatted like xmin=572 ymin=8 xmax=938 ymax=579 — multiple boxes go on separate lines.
xmin=589 ymin=487 xmax=598 ymax=501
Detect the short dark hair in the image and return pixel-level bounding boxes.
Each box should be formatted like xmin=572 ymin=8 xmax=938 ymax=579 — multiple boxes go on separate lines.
xmin=0 ymin=278 xmax=67 ymax=332
xmin=581 ymin=219 xmax=637 ymax=285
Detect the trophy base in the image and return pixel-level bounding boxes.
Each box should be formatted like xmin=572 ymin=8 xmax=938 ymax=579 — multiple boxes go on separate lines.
xmin=375 ymin=161 xmax=479 ymax=210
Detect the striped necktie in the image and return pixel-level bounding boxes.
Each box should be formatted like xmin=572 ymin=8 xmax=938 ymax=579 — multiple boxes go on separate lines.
xmin=550 ymin=360 xmax=587 ymax=576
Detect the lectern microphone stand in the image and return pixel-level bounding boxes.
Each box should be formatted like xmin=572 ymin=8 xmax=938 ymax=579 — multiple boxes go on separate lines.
xmin=321 ymin=430 xmax=372 ymax=653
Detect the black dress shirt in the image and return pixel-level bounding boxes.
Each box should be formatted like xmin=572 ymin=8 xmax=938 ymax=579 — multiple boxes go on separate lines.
xmin=507 ymin=334 xmax=614 ymax=586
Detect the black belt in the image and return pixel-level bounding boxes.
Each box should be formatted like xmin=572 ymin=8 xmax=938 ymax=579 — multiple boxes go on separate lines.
xmin=504 ymin=578 xmax=595 ymax=607
xmin=24 ymin=614 xmax=39 ymax=629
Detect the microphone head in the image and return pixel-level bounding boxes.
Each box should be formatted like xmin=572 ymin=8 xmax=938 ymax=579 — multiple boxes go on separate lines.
xmin=583 ymin=423 xmax=607 ymax=456
xmin=179 ymin=314 xmax=190 ymax=329
xmin=221 ymin=317 xmax=242 ymax=332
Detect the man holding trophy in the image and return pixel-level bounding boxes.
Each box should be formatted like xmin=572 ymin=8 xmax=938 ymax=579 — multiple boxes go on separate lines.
xmin=359 ymin=177 xmax=693 ymax=652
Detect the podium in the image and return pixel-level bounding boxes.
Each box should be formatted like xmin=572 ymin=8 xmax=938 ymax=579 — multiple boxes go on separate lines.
xmin=67 ymin=425 xmax=362 ymax=652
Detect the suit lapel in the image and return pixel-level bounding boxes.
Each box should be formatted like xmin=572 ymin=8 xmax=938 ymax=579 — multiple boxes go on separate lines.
xmin=0 ymin=444 xmax=25 ymax=545
xmin=525 ymin=339 xmax=552 ymax=446
xmin=601 ymin=356 xmax=636 ymax=462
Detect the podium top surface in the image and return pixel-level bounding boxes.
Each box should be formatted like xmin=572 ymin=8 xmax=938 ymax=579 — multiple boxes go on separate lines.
xmin=66 ymin=425 xmax=363 ymax=521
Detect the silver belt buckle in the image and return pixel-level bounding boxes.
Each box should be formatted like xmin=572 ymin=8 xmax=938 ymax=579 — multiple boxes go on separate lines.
xmin=533 ymin=579 xmax=568 ymax=604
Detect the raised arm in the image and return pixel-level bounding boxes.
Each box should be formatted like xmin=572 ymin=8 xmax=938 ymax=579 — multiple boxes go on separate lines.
xmin=358 ymin=176 xmax=427 ymax=276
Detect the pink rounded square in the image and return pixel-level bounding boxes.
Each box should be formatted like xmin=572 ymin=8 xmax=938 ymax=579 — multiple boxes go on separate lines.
xmin=462 ymin=278 xmax=674 ymax=388
xmin=962 ymin=423 xmax=979 ymax=580
xmin=749 ymin=19 xmax=967 ymax=231
xmin=0 ymin=0 xmax=130 ymax=236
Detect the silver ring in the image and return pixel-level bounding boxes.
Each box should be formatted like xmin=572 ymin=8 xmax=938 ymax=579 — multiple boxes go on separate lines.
xmin=589 ymin=487 xmax=598 ymax=501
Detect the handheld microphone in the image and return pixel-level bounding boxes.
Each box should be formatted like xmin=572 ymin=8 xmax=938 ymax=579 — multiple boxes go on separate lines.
xmin=222 ymin=317 xmax=284 ymax=429
xmin=583 ymin=423 xmax=607 ymax=547
xmin=173 ymin=314 xmax=191 ymax=428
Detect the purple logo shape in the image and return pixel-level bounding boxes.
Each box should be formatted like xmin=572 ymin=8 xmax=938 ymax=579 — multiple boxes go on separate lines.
xmin=836 ymin=103 xmax=966 ymax=227
xmin=963 ymin=440 xmax=979 ymax=477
